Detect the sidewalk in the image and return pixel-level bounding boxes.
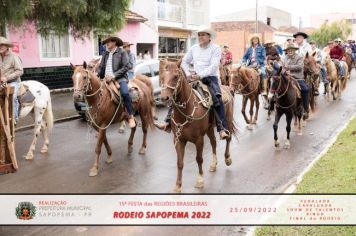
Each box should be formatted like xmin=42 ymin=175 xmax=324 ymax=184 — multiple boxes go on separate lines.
xmin=16 ymin=91 xmax=80 ymax=129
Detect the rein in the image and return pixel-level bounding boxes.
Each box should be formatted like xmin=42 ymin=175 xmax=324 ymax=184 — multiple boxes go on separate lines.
xmin=272 ymin=75 xmax=297 ymax=109
xmin=231 ymin=69 xmax=260 ymax=96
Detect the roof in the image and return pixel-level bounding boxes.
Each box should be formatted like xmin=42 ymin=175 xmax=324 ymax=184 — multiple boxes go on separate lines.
xmin=126 ymin=10 xmax=147 ymax=22
xmin=211 ymin=21 xmax=276 ymax=33
xmin=277 ymin=26 xmax=316 ymax=35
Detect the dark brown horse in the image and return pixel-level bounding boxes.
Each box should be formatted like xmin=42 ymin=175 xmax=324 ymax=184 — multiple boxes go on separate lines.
xmin=269 ymin=64 xmax=303 ymax=148
xmin=304 ymin=52 xmax=320 ymax=112
xmin=160 ymin=60 xmax=236 ymax=192
xmin=71 ymin=62 xmax=155 ymax=177
xmin=344 ymin=51 xmax=353 ymax=74
xmin=219 ymin=64 xmax=231 ymax=86
xmin=230 ymin=65 xmax=260 ymax=130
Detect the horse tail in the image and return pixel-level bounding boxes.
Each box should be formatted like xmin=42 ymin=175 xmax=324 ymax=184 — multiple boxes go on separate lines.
xmin=44 ymin=94 xmax=54 ymax=130
xmin=132 ymin=78 xmax=155 ymax=130
xmin=135 ymin=74 xmax=156 ymax=118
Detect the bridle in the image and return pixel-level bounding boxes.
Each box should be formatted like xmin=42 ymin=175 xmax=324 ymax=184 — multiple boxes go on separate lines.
xmin=73 ymin=69 xmax=103 ymax=97
xmin=270 ymin=74 xmax=297 ymax=109
xmin=230 ymin=69 xmax=259 ymax=96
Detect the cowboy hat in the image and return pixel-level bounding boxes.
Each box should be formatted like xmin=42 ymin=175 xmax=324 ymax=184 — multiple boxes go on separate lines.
xmin=102 ymin=36 xmax=124 ymax=47
xmin=263 ymin=40 xmax=275 ymax=45
xmin=309 ymin=40 xmax=316 ymax=45
xmin=123 ymin=42 xmax=134 ymax=48
xmin=0 ymin=36 xmax=13 ymax=48
xmin=293 ymin=32 xmax=308 ymax=39
xmin=283 ymin=44 xmax=299 ymax=51
xmin=197 ymin=27 xmax=216 ymax=40
xmin=334 ymin=38 xmax=342 ymax=42
xmin=223 ymin=44 xmax=229 ymax=48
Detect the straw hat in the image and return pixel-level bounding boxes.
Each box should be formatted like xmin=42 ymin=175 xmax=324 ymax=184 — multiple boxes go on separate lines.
xmin=123 ymin=42 xmax=134 ymax=48
xmin=283 ymin=44 xmax=299 ymax=51
xmin=197 ymin=27 xmax=217 ymax=40
xmin=0 ymin=36 xmax=13 ymax=48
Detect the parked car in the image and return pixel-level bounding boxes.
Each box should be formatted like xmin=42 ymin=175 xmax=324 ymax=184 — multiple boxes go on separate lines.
xmin=74 ymin=59 xmax=161 ymax=118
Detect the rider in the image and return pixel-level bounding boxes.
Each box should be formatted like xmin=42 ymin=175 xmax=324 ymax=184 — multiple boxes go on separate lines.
xmin=123 ymin=42 xmax=136 ymax=80
xmin=293 ymin=32 xmax=312 ymax=57
xmin=264 ymin=40 xmax=280 ymax=62
xmin=309 ymin=40 xmax=324 ymax=95
xmin=282 ymin=44 xmax=310 ymax=120
xmin=221 ymin=45 xmax=233 ymax=66
xmin=155 ymin=28 xmax=230 ymax=140
xmin=0 ymin=36 xmax=23 ymax=124
xmin=329 ymin=38 xmax=346 ymax=80
xmin=241 ymin=35 xmax=267 ymax=96
xmin=97 ymin=36 xmax=136 ymax=128
xmin=352 ymin=40 xmax=356 ymax=62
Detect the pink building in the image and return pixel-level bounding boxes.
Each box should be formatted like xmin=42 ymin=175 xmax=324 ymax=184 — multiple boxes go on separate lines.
xmin=4 ymin=10 xmax=158 ymax=89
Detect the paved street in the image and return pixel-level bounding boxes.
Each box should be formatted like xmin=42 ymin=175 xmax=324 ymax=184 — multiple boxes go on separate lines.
xmin=0 ymin=71 xmax=355 ymax=235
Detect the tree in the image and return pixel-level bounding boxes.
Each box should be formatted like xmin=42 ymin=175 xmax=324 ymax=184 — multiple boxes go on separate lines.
xmin=309 ymin=20 xmax=352 ymax=47
xmin=0 ymin=0 xmax=131 ymax=38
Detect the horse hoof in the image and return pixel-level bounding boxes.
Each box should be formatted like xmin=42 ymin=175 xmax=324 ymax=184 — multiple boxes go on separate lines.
xmin=118 ymin=128 xmax=125 ymax=133
xmin=128 ymin=146 xmax=133 ymax=154
xmin=89 ymin=168 xmax=98 ymax=177
xmin=284 ymin=142 xmax=291 ymax=149
xmin=138 ymin=147 xmax=146 ymax=155
xmin=40 ymin=148 xmax=48 ymax=153
xmin=174 ymin=186 xmax=181 ymax=193
xmin=209 ymin=165 xmax=217 ymax=172
xmin=195 ymin=181 xmax=204 ymax=189
xmin=24 ymin=154 xmax=33 ymax=160
xmin=274 ymin=141 xmax=280 ymax=148
xmin=247 ymin=124 xmax=253 ymax=130
xmin=225 ymin=157 xmax=232 ymax=166
xmin=106 ymin=156 xmax=113 ymax=164
xmin=267 ymin=116 xmax=271 ymax=121
xmin=297 ymin=132 xmax=303 ymax=136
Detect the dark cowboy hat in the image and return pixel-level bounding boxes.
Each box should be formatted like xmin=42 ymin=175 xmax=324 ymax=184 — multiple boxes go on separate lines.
xmin=123 ymin=42 xmax=134 ymax=48
xmin=293 ymin=32 xmax=309 ymax=39
xmin=309 ymin=40 xmax=316 ymax=45
xmin=102 ymin=36 xmax=123 ymax=47
xmin=283 ymin=44 xmax=299 ymax=51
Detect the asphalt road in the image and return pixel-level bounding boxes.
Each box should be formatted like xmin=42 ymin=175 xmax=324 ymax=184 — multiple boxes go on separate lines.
xmin=1 ymin=70 xmax=355 ymax=236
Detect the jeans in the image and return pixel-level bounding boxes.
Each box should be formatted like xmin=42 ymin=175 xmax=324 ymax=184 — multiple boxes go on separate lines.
xmin=335 ymin=60 xmax=345 ymax=77
xmin=9 ymin=81 xmax=19 ymax=121
xmin=260 ymin=65 xmax=266 ymax=80
xmin=119 ymin=80 xmax=133 ymax=115
xmin=297 ymin=79 xmax=309 ymax=112
xmin=127 ymin=71 xmax=134 ymax=80
xmin=320 ymin=65 xmax=328 ymax=84
xmin=352 ymin=52 xmax=356 ymax=61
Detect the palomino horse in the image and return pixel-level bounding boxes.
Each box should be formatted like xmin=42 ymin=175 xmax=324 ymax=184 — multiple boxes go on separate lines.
xmin=160 ymin=60 xmax=236 ymax=192
xmin=71 ymin=62 xmax=155 ymax=177
xmin=219 ymin=64 xmax=231 ymax=86
xmin=269 ymin=64 xmax=303 ymax=148
xmin=304 ymin=52 xmax=320 ymax=112
xmin=230 ymin=65 xmax=260 ymax=130
xmin=323 ymin=55 xmax=348 ymax=100
xmin=1 ymin=67 xmax=54 ymax=160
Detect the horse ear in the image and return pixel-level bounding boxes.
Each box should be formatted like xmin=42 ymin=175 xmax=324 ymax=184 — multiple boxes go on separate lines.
xmin=83 ymin=61 xmax=87 ymax=69
xmin=305 ymin=52 xmax=309 ymax=58
xmin=312 ymin=51 xmax=316 ymax=57
xmin=70 ymin=63 xmax=75 ymax=70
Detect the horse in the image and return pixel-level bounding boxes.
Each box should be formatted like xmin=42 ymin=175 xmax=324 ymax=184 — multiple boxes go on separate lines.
xmin=323 ymin=55 xmax=348 ymax=100
xmin=230 ymin=65 xmax=261 ymax=130
xmin=219 ymin=64 xmax=231 ymax=86
xmin=71 ymin=62 xmax=155 ymax=177
xmin=304 ymin=52 xmax=320 ymax=112
xmin=159 ymin=60 xmax=237 ymax=192
xmin=344 ymin=50 xmax=353 ymax=74
xmin=2 ymin=68 xmax=54 ymax=160
xmin=269 ymin=64 xmax=304 ymax=148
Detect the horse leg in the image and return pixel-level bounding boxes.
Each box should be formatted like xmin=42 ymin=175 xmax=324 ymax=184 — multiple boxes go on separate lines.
xmin=284 ymin=113 xmax=292 ymax=149
xmin=103 ymin=135 xmax=113 ymax=164
xmin=253 ymin=94 xmax=260 ymax=124
xmin=241 ymin=96 xmax=249 ymax=124
xmin=207 ymin=126 xmax=218 ymax=172
xmin=24 ymin=107 xmax=45 ymax=160
xmin=247 ymin=97 xmax=254 ymax=130
xmin=118 ymin=121 xmax=125 ymax=133
xmin=174 ymin=140 xmax=187 ymax=193
xmin=128 ymin=125 xmax=137 ymax=154
xmin=194 ymin=136 xmax=204 ymax=189
xmin=273 ymin=111 xmax=282 ymax=148
xmin=40 ymin=120 xmax=49 ymax=154
xmin=138 ymin=114 xmax=148 ymax=155
xmin=89 ymin=129 xmax=105 ymax=177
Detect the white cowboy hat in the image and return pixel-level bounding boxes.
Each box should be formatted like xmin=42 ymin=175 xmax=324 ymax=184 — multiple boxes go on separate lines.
xmin=197 ymin=27 xmax=217 ymax=40
xmin=0 ymin=36 xmax=13 ymax=48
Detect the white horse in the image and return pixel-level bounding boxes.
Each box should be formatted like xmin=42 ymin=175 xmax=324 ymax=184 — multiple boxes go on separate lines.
xmin=19 ymin=80 xmax=53 ymax=160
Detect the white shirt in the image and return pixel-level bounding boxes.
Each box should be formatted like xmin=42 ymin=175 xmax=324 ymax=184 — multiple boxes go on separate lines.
xmin=105 ymin=47 xmax=117 ymax=77
xmin=295 ymin=41 xmax=312 ymax=57
xmin=181 ymin=43 xmax=221 ymax=78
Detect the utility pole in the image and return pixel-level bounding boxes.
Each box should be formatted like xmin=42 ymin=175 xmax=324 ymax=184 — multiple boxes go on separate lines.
xmin=255 ymin=0 xmax=258 ymax=33
xmin=299 ymin=17 xmax=302 ymax=31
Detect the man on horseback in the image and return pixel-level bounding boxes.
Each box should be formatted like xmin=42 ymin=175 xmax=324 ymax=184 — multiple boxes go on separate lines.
xmin=310 ymin=40 xmax=325 ymax=95
xmin=329 ymin=38 xmax=346 ymax=80
xmin=282 ymin=44 xmax=309 ymax=120
xmin=242 ymin=35 xmax=267 ymax=96
xmin=0 ymin=36 xmax=23 ymax=124
xmin=156 ymin=28 xmax=230 ymax=140
xmin=97 ymin=36 xmax=136 ymax=128
xmin=264 ymin=40 xmax=280 ymax=62
xmin=293 ymin=32 xmax=312 ymax=57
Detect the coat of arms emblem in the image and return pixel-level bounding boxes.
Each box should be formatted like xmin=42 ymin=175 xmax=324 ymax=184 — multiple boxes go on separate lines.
xmin=15 ymin=202 xmax=36 ymax=220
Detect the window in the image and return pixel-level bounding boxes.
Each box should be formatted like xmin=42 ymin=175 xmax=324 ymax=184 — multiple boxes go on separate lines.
xmin=159 ymin=37 xmax=187 ymax=54
xmin=136 ymin=65 xmax=152 ymax=77
xmin=150 ymin=63 xmax=159 ymax=76
xmin=40 ymin=33 xmax=69 ymax=58
xmin=267 ymin=17 xmax=271 ymax=26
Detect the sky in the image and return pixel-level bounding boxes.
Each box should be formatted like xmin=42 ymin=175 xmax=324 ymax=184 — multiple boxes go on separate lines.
xmin=210 ymin=0 xmax=354 ymax=27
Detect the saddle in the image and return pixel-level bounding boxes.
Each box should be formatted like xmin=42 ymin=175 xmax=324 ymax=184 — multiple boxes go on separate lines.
xmin=18 ymin=83 xmax=35 ymax=106
xmin=105 ymin=80 xmax=141 ymax=105
xmin=189 ymin=80 xmax=233 ymax=109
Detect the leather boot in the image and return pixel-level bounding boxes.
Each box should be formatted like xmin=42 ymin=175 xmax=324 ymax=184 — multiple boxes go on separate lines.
xmin=261 ymin=79 xmax=268 ymax=96
xmin=154 ymin=122 xmax=171 ymax=133
xmin=128 ymin=115 xmax=136 ymax=128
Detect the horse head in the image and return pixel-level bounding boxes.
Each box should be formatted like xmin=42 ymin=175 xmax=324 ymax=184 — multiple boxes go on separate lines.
xmin=159 ymin=60 xmax=182 ymax=102
xmin=270 ymin=62 xmax=284 ymax=94
xmin=304 ymin=52 xmax=319 ymax=77
xmin=71 ymin=61 xmax=90 ymax=101
xmin=229 ymin=65 xmax=242 ymax=91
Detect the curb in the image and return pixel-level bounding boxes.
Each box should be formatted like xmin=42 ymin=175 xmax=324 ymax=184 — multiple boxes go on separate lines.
xmin=50 ymin=87 xmax=74 ymax=94
xmin=15 ymin=115 xmax=82 ymax=132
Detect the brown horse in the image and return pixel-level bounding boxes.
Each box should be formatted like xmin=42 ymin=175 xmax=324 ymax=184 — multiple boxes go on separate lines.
xmin=230 ymin=65 xmax=260 ymax=130
xmin=71 ymin=62 xmax=155 ymax=177
xmin=219 ymin=64 xmax=231 ymax=86
xmin=323 ymin=55 xmax=348 ymax=100
xmin=344 ymin=51 xmax=353 ymax=74
xmin=304 ymin=52 xmax=320 ymax=112
xmin=160 ymin=60 xmax=236 ymax=192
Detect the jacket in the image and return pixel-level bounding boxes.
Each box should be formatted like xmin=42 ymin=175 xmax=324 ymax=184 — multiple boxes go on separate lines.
xmin=242 ymin=45 xmax=266 ymax=66
xmin=98 ymin=47 xmax=130 ymax=81
xmin=329 ymin=45 xmax=344 ymax=60
xmin=0 ymin=51 xmax=23 ymax=83
xmin=284 ymin=54 xmax=304 ymax=80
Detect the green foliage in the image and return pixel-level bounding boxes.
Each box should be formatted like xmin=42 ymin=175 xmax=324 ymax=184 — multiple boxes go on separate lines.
xmin=0 ymin=0 xmax=131 ymax=38
xmin=310 ymin=20 xmax=352 ymax=47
